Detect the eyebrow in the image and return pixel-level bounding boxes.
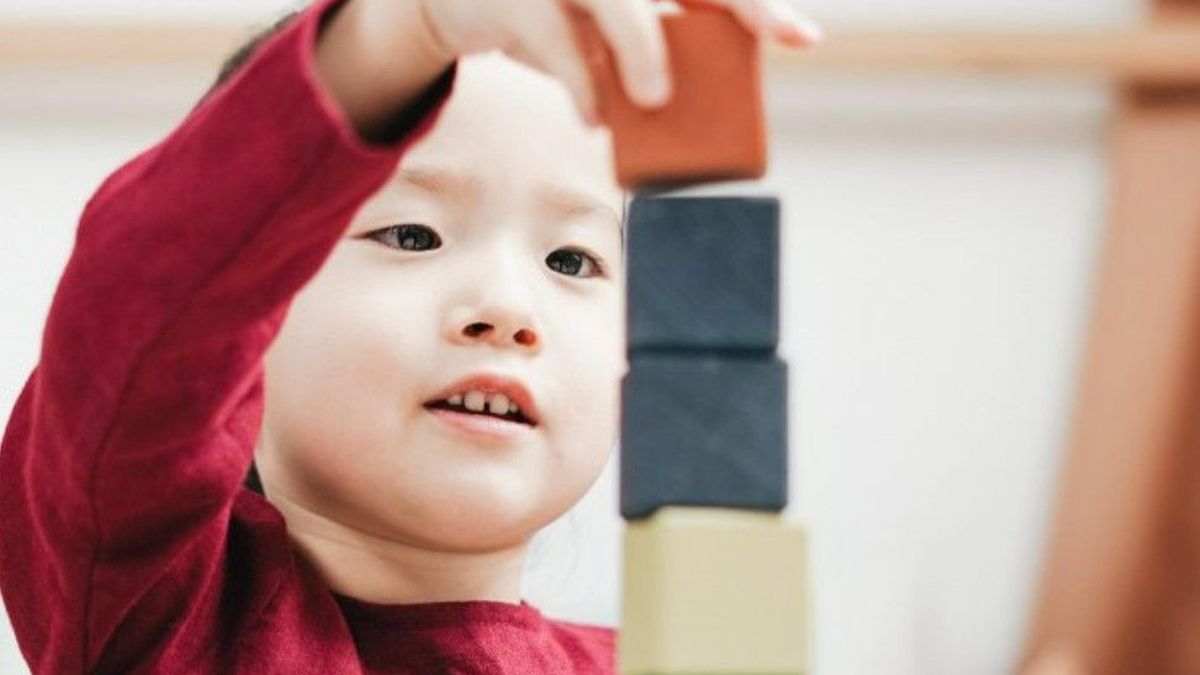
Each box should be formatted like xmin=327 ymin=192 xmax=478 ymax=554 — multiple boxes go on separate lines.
xmin=394 ymin=166 xmax=483 ymax=199
xmin=538 ymin=183 xmax=622 ymax=231
xmin=394 ymin=165 xmax=621 ymax=231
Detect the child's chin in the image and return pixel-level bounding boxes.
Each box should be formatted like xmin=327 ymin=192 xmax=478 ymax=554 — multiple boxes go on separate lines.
xmin=402 ymin=478 xmax=559 ymax=550
xmin=417 ymin=506 xmax=550 ymax=552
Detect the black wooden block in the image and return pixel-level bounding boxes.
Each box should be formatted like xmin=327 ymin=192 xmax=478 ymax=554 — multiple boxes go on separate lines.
xmin=620 ymin=352 xmax=788 ymax=520
xmin=627 ymin=195 xmax=780 ymax=352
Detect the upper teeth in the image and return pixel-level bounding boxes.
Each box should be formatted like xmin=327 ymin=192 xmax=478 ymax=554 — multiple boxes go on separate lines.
xmin=445 ymin=391 xmax=520 ymax=416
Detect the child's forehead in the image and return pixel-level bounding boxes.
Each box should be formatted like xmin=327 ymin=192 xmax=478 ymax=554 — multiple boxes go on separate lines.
xmin=454 ymin=52 xmax=577 ymax=113
xmin=440 ymin=54 xmax=603 ymax=147
xmin=393 ymin=52 xmax=621 ymax=208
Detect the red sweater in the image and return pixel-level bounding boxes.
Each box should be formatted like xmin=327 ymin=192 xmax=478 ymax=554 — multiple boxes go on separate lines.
xmin=0 ymin=0 xmax=615 ymax=672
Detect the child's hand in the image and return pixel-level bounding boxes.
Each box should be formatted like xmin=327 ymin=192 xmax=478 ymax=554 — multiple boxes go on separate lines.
xmin=417 ymin=0 xmax=822 ymax=122
xmin=315 ymin=0 xmax=820 ymax=142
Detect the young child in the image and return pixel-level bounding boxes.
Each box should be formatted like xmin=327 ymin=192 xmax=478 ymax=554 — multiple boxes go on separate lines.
xmin=0 ymin=0 xmax=818 ymax=672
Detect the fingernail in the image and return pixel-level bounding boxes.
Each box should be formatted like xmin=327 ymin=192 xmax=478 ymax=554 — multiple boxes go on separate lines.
xmin=797 ymin=16 xmax=824 ymax=43
xmin=774 ymin=2 xmax=824 ymax=44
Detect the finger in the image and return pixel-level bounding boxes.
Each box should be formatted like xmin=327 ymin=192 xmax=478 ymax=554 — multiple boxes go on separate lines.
xmin=508 ymin=5 xmax=601 ymax=126
xmin=764 ymin=0 xmax=824 ymax=46
xmin=508 ymin=43 xmax=602 ymax=127
xmin=572 ymin=0 xmax=671 ymax=108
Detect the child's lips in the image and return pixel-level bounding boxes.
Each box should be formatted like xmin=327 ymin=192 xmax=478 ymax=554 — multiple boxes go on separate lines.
xmin=426 ymin=406 xmax=536 ymax=443
xmin=424 ymin=373 xmax=541 ymax=425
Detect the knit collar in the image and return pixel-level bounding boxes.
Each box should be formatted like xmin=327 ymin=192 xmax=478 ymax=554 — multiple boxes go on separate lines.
xmin=330 ymin=591 xmax=546 ymax=631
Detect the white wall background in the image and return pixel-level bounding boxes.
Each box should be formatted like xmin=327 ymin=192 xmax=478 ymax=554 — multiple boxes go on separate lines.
xmin=0 ymin=1 xmax=1142 ymax=673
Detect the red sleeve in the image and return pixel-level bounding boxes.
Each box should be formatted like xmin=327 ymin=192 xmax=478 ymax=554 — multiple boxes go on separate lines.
xmin=0 ymin=0 xmax=456 ymax=670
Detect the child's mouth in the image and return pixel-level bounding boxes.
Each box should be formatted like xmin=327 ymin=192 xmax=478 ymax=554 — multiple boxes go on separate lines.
xmin=424 ymin=397 xmax=536 ymax=427
xmin=423 ymin=400 xmax=537 ymax=441
xmin=422 ymin=377 xmax=542 ymax=441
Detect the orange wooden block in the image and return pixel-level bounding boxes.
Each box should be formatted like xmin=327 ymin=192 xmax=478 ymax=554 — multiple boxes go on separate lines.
xmin=576 ymin=6 xmax=768 ymax=189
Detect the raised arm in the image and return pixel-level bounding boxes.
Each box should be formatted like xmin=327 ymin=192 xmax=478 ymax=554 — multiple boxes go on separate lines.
xmin=0 ymin=0 xmax=455 ymax=669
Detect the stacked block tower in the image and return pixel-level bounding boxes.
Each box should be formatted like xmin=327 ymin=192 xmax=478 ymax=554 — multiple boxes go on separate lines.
xmin=579 ymin=5 xmax=811 ymax=674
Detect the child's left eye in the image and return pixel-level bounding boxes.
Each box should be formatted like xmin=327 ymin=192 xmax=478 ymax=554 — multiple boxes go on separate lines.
xmin=546 ymin=248 xmax=604 ymax=278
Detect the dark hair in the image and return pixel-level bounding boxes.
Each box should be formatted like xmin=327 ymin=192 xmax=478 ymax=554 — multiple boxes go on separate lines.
xmin=196 ymin=9 xmax=302 ymax=112
xmin=218 ymin=12 xmax=302 ymax=87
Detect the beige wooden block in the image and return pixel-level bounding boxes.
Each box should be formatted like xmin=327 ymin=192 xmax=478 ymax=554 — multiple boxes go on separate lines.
xmin=620 ymin=507 xmax=810 ymax=674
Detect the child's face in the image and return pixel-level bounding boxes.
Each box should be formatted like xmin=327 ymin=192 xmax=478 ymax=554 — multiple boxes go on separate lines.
xmin=256 ymin=54 xmax=625 ymax=553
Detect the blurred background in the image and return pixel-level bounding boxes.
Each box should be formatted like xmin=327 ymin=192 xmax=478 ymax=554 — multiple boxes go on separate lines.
xmin=0 ymin=0 xmax=1160 ymax=673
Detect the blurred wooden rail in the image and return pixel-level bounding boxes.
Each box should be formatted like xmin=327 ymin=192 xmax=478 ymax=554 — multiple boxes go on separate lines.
xmin=774 ymin=21 xmax=1200 ymax=84
xmin=3 ymin=20 xmax=1200 ymax=84
xmin=0 ymin=24 xmax=255 ymax=67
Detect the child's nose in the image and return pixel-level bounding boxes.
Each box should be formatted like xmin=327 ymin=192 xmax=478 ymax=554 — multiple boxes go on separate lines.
xmin=461 ymin=320 xmax=539 ymax=349
xmin=444 ymin=257 xmax=542 ymax=352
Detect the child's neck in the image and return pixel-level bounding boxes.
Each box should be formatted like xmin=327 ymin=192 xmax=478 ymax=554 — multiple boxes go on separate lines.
xmin=267 ymin=487 xmax=529 ymax=605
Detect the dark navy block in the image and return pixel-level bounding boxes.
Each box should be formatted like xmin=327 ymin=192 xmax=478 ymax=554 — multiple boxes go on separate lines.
xmin=626 ymin=195 xmax=780 ymax=352
xmin=620 ymin=352 xmax=788 ymax=520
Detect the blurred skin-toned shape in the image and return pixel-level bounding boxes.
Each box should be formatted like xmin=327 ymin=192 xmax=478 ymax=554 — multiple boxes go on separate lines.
xmin=1021 ymin=73 xmax=1200 ymax=675
xmin=1024 ymin=650 xmax=1088 ymax=675
xmin=1021 ymin=8 xmax=1200 ymax=674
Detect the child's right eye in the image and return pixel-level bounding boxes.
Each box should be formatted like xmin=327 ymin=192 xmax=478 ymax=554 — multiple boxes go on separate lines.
xmin=368 ymin=224 xmax=442 ymax=251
